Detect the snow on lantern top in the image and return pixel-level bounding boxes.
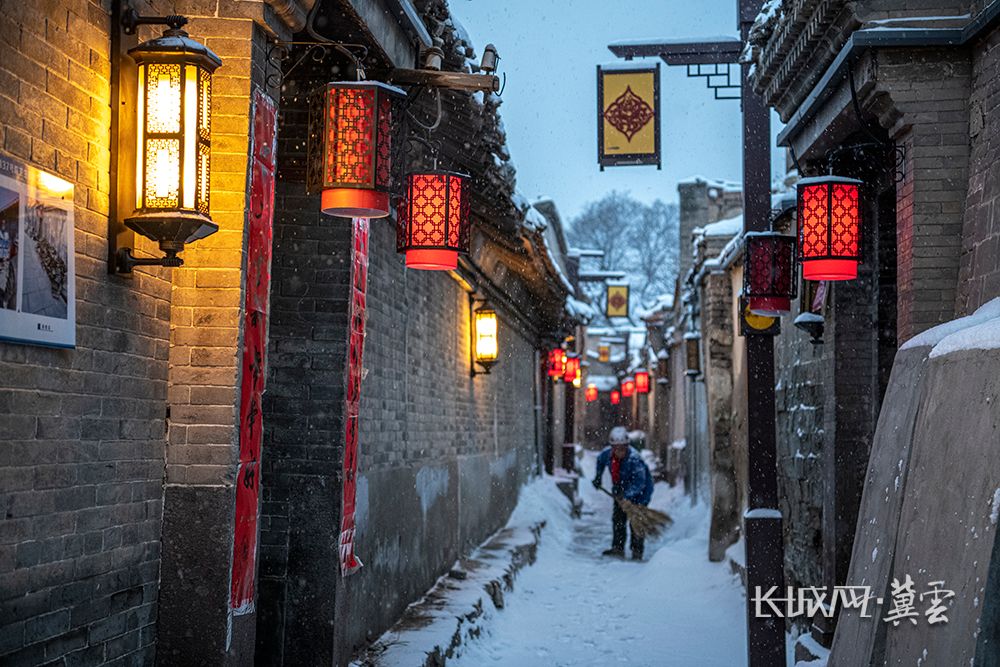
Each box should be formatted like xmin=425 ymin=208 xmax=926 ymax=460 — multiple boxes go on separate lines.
xmin=796 ymin=176 xmax=862 ymax=281
xmin=307 ymin=81 xmax=404 ymax=218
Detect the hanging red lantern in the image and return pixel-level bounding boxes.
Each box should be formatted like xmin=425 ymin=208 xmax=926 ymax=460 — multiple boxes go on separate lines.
xmin=307 ymin=81 xmax=403 ymax=218
xmin=621 ymin=377 xmax=636 ymax=398
xmin=610 ymin=390 xmax=621 ymax=405
xmin=562 ymin=354 xmax=581 ymax=384
xmin=744 ymin=232 xmax=798 ymax=316
xmin=585 ymin=384 xmax=598 ymax=402
xmin=547 ymin=348 xmax=565 ymax=378
xmin=635 ymin=371 xmax=650 ymax=394
xmin=396 ymin=170 xmax=471 ymax=270
xmin=797 ymin=176 xmax=862 ymax=281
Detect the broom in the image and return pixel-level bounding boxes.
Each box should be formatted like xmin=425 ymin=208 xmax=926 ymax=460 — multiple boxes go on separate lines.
xmin=597 ymin=486 xmax=672 ymax=539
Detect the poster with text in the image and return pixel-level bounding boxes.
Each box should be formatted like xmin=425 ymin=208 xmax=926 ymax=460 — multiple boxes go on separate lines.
xmin=0 ymin=154 xmax=75 ymax=348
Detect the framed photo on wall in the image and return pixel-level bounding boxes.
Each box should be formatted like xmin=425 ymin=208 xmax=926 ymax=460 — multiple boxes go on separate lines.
xmin=0 ymin=154 xmax=76 ymax=348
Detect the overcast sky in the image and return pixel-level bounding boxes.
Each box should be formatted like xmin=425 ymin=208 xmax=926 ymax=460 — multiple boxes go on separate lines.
xmin=452 ymin=0 xmax=785 ymax=223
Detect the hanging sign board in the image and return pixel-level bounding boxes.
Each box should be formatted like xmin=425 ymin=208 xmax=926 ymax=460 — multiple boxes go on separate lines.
xmin=0 ymin=154 xmax=76 ymax=348
xmin=606 ymin=283 xmax=630 ymax=318
xmin=597 ymin=63 xmax=661 ymax=169
xmin=739 ymin=296 xmax=780 ymax=336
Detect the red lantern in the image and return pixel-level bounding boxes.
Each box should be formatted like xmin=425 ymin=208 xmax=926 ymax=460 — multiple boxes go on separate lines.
xmin=547 ymin=348 xmax=565 ymax=378
xmin=397 ymin=170 xmax=472 ymax=270
xmin=744 ymin=232 xmax=797 ymax=316
xmin=562 ymin=354 xmax=581 ymax=384
xmin=797 ymin=176 xmax=862 ymax=281
xmin=308 ymin=81 xmax=403 ymax=218
xmin=635 ymin=371 xmax=650 ymax=394
xmin=585 ymin=384 xmax=598 ymax=402
xmin=610 ymin=390 xmax=621 ymax=405
xmin=621 ymin=377 xmax=635 ymax=398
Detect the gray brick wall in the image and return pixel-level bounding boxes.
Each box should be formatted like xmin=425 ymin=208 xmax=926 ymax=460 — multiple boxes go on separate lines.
xmin=959 ymin=25 xmax=1000 ymax=314
xmin=0 ymin=2 xmax=168 ymax=664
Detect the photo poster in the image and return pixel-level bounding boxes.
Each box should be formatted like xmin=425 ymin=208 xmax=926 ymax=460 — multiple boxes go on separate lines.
xmin=0 ymin=154 xmax=76 ymax=348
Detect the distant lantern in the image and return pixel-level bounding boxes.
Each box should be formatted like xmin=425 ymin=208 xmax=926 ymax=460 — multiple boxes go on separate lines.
xmin=744 ymin=232 xmax=798 ymax=316
xmin=684 ymin=332 xmax=700 ymax=377
xmin=598 ymin=344 xmax=610 ymax=363
xmin=621 ymin=377 xmax=636 ymax=398
xmin=397 ymin=170 xmax=471 ymax=270
xmin=797 ymin=175 xmax=862 ymax=281
xmin=307 ymin=81 xmax=403 ymax=218
xmin=472 ymin=305 xmax=498 ymax=373
xmin=610 ymin=390 xmax=621 ymax=405
xmin=563 ymin=354 xmax=581 ymax=384
xmin=585 ymin=384 xmax=598 ymax=402
xmin=635 ymin=371 xmax=650 ymax=394
xmin=547 ymin=348 xmax=565 ymax=378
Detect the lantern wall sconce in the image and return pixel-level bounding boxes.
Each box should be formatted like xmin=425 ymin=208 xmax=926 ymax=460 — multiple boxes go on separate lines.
xmin=684 ymin=331 xmax=701 ymax=377
xmin=470 ymin=299 xmax=498 ymax=377
xmin=306 ymin=81 xmax=405 ymax=218
xmin=797 ymin=176 xmax=862 ymax=281
xmin=744 ymin=232 xmax=797 ymax=317
xmin=635 ymin=371 xmax=650 ymax=394
xmin=397 ymin=170 xmax=471 ymax=270
xmin=108 ymin=3 xmax=222 ymax=274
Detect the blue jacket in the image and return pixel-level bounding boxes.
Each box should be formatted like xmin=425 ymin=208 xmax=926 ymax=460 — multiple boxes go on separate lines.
xmin=594 ymin=446 xmax=654 ymax=506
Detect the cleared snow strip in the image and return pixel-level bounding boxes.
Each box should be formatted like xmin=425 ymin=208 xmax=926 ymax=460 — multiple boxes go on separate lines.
xmin=900 ymin=296 xmax=1000 ymax=350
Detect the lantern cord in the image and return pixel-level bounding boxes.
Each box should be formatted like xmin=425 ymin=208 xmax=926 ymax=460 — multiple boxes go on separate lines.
xmin=847 ymin=60 xmax=887 ymax=148
xmin=789 ymin=145 xmax=804 ymax=177
xmin=408 ymin=87 xmax=443 ymax=132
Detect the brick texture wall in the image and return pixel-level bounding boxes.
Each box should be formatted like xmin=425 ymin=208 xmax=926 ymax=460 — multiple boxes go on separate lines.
xmin=0 ymin=2 xmax=169 ymax=664
xmin=959 ymin=25 xmax=1000 ymax=314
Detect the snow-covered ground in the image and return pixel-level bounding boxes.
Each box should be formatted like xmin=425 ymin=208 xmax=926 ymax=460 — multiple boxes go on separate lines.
xmin=449 ymin=451 xmax=748 ymax=667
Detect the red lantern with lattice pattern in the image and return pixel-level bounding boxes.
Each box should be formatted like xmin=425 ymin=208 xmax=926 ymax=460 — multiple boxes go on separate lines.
xmin=397 ymin=170 xmax=471 ymax=270
xmin=562 ymin=354 xmax=581 ymax=384
xmin=585 ymin=384 xmax=598 ymax=402
xmin=797 ymin=176 xmax=862 ymax=281
xmin=307 ymin=81 xmax=403 ymax=218
xmin=621 ymin=377 xmax=635 ymax=398
xmin=547 ymin=348 xmax=565 ymax=378
xmin=744 ymin=232 xmax=797 ymax=316
xmin=610 ymin=390 xmax=621 ymax=405
xmin=635 ymin=371 xmax=650 ymax=394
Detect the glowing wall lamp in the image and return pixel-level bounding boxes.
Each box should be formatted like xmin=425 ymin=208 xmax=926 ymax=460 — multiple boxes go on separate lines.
xmin=610 ymin=390 xmax=621 ymax=405
xmin=585 ymin=384 xmax=598 ymax=402
xmin=744 ymin=232 xmax=797 ymax=316
xmin=635 ymin=371 xmax=650 ymax=394
xmin=112 ymin=11 xmax=222 ymax=273
xmin=470 ymin=301 xmax=498 ymax=376
xmin=307 ymin=81 xmax=404 ymax=218
xmin=397 ymin=170 xmax=471 ymax=270
xmin=797 ymin=176 xmax=862 ymax=281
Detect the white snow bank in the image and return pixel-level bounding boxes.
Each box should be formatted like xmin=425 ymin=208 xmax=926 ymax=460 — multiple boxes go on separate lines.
xmin=901 ymin=296 xmax=1000 ymax=351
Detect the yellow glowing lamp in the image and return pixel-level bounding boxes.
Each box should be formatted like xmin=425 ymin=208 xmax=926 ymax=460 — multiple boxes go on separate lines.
xmin=124 ymin=26 xmax=221 ymax=265
xmin=472 ymin=304 xmax=499 ymax=375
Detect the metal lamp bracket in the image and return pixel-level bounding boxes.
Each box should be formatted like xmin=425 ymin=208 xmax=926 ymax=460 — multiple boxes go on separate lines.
xmin=120 ymin=5 xmax=188 ymax=35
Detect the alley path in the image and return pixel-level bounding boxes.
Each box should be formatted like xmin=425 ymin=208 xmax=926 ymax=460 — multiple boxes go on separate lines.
xmin=449 ymin=451 xmax=748 ymax=667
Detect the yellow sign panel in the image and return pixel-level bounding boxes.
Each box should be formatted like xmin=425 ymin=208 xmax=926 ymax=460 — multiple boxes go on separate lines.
xmin=606 ymin=284 xmax=630 ymax=318
xmin=598 ymin=344 xmax=610 ymax=362
xmin=739 ymin=297 xmax=779 ymax=336
xmin=597 ymin=64 xmax=660 ymax=168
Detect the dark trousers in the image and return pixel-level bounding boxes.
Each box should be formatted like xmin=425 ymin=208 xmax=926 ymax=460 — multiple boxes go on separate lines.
xmin=612 ymin=501 xmax=644 ymax=556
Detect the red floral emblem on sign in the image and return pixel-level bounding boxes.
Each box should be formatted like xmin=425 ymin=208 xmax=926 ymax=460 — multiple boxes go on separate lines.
xmin=604 ymin=86 xmax=654 ymax=141
xmin=609 ymin=292 xmax=627 ymax=309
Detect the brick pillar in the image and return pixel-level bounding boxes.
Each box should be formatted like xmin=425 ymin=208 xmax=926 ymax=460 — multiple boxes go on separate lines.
xmin=881 ymin=49 xmax=971 ymax=341
xmin=678 ymin=181 xmax=709 ymax=280
xmin=156 ymin=15 xmax=274 ymax=665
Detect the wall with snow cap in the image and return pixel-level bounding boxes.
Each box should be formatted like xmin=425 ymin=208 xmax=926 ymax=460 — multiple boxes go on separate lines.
xmin=830 ymin=298 xmax=1000 ymax=665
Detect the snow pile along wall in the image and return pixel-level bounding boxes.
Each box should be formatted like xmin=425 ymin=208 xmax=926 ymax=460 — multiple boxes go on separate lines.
xmin=829 ymin=298 xmax=1000 ymax=665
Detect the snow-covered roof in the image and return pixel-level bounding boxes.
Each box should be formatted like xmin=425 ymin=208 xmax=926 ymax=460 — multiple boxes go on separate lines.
xmin=565 ymin=295 xmax=596 ymax=323
xmin=587 ymin=374 xmax=620 ymax=392
xmin=607 ymin=35 xmax=740 ymax=47
xmin=695 ymin=214 xmax=743 ymax=238
xmin=677 ymin=175 xmax=742 ymax=192
xmin=522 ymin=205 xmax=549 ymax=232
xmin=635 ymin=293 xmax=675 ymax=319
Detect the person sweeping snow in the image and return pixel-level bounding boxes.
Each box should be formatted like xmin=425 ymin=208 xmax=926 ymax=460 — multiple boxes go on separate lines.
xmin=592 ymin=426 xmax=657 ymax=560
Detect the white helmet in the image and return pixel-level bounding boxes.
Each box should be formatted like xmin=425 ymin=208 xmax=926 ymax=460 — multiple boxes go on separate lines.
xmin=609 ymin=426 xmax=629 ymax=446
